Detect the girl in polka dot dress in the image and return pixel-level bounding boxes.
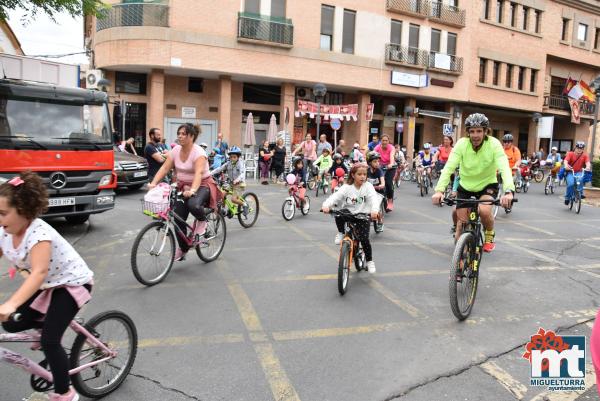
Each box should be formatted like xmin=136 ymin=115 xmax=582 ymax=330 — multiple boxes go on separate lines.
xmin=0 ymin=171 xmax=93 ymax=401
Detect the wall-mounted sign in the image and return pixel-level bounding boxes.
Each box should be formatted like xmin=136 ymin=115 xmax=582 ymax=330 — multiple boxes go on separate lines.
xmin=391 ymin=71 xmax=428 ymax=88
xmin=433 ymin=53 xmax=451 ymax=70
xmin=443 ymin=123 xmax=454 ymax=135
xmin=171 ymin=57 xmax=182 ymax=67
xmin=430 ymin=78 xmax=454 ymax=88
xmin=370 ymin=128 xmax=379 ymax=134
xmin=181 ymin=106 xmax=196 ymax=118
xmin=366 ymin=103 xmax=375 ymax=121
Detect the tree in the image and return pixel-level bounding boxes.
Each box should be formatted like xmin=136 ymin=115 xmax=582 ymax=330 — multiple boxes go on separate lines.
xmin=0 ymin=0 xmax=107 ymax=21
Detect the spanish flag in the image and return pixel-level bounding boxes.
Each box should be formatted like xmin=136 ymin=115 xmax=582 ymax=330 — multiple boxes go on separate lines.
xmin=579 ymin=80 xmax=596 ymax=102
xmin=563 ymin=77 xmax=577 ymax=96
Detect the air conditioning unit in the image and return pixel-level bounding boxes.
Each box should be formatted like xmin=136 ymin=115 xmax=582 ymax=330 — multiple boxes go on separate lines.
xmin=296 ymin=87 xmax=312 ymax=101
xmin=579 ymin=41 xmax=587 ymax=47
xmin=86 ymin=69 xmax=103 ymax=89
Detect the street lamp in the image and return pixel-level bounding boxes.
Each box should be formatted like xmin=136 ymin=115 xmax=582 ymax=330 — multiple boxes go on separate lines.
xmin=313 ymin=83 xmax=327 ymax=141
xmin=590 ymin=76 xmax=600 ymax=161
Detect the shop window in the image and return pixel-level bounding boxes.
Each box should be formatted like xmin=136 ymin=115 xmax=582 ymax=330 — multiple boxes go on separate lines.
xmin=115 ymin=72 xmax=147 ymax=95
xmin=188 ymin=78 xmax=203 ymax=93
xmin=243 ymin=83 xmax=281 ymax=105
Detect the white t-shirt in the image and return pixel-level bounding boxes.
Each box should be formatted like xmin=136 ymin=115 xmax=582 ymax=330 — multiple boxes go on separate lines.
xmin=322 ymin=182 xmax=382 ymax=214
xmin=0 ymin=219 xmax=93 ymax=290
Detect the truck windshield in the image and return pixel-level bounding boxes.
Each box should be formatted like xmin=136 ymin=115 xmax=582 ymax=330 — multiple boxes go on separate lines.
xmin=0 ymin=96 xmax=112 ymax=149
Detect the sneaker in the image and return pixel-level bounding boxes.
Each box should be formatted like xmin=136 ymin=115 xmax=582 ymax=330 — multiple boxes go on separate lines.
xmin=194 ymin=220 xmax=207 ymax=238
xmin=242 ymin=204 xmax=249 ymax=217
xmin=450 ymin=225 xmax=456 ymax=234
xmin=375 ymin=223 xmax=384 ymax=233
xmin=367 ymin=261 xmax=376 ymax=273
xmin=564 ymin=198 xmax=570 ymax=205
xmin=48 ymin=388 xmax=79 ymax=401
xmin=174 ymin=247 xmax=188 ymax=262
xmin=582 ymin=195 xmax=586 ymax=199
xmin=335 ymin=233 xmax=343 ymax=245
xmin=483 ymin=230 xmax=495 ymax=253
xmin=555 ymin=178 xmax=559 ymax=183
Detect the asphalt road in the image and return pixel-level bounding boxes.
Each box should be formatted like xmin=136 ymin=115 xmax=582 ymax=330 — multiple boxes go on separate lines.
xmin=2 ymin=178 xmax=600 ymax=401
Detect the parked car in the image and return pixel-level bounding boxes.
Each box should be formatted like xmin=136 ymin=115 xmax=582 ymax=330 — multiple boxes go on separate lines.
xmin=114 ymin=146 xmax=149 ymax=190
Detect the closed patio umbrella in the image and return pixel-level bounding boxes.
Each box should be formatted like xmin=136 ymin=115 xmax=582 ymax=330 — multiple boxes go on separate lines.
xmin=244 ymin=113 xmax=256 ymax=148
xmin=267 ymin=114 xmax=278 ymax=144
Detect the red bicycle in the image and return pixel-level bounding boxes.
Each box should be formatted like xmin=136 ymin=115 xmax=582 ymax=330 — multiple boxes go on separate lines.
xmin=282 ymin=174 xmax=311 ymax=220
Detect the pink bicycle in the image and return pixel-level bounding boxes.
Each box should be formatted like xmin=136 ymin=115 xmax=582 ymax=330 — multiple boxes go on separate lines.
xmin=0 ymin=310 xmax=137 ymax=398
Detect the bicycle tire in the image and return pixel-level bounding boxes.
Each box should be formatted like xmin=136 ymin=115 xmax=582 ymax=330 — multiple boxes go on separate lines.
xmin=523 ymin=181 xmax=529 ymax=193
xmin=419 ymin=181 xmax=424 ymax=197
xmin=354 ymin=243 xmax=366 ymax=271
xmin=338 ymin=241 xmax=351 ymax=295
xmin=534 ymin=170 xmax=544 ymax=183
xmin=449 ymin=232 xmax=479 ymax=321
xmin=196 ymin=212 xmax=227 ymax=262
xmin=576 ymin=193 xmax=582 ymax=214
xmin=425 ymin=178 xmax=430 ymax=195
xmin=307 ymin=178 xmax=316 ymax=190
xmin=70 ymin=311 xmax=137 ymax=398
xmin=569 ymin=197 xmax=574 ymax=210
xmin=300 ymin=196 xmax=310 ymax=215
xmin=282 ymin=199 xmax=295 ymax=220
xmin=130 ymin=221 xmax=175 ymax=286
xmin=238 ymin=192 xmax=259 ymax=228
xmin=544 ymin=176 xmax=551 ymax=195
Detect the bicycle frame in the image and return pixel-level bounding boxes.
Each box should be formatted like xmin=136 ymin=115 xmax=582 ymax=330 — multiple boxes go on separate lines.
xmin=153 ymin=189 xmax=203 ymax=249
xmin=0 ymin=319 xmax=115 ymax=382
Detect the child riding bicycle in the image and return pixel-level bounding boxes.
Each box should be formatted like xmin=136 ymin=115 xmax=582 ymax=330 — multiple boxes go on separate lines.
xmin=290 ymin=156 xmax=307 ymax=199
xmin=321 ymin=163 xmax=381 ymax=273
xmin=314 ymin=148 xmax=334 ymax=183
xmin=329 ymin=153 xmax=348 ymax=191
xmin=0 ymin=171 xmax=93 ymax=401
xmin=210 ymin=146 xmax=248 ymax=215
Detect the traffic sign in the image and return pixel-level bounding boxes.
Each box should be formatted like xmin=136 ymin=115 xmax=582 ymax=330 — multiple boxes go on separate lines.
xmin=330 ymin=118 xmax=342 ymax=131
xmin=443 ymin=123 xmax=453 ymax=135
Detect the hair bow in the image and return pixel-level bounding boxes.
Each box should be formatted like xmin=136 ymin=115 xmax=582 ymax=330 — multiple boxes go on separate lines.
xmin=8 ymin=177 xmax=24 ymax=187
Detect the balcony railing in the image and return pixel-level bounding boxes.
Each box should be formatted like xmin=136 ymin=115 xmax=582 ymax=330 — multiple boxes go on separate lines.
xmin=544 ymin=94 xmax=596 ymax=115
xmin=386 ymin=44 xmax=429 ymax=68
xmin=237 ymin=12 xmax=293 ymax=47
xmin=428 ymin=1 xmax=466 ymax=27
xmin=386 ymin=0 xmax=428 ymax=17
xmin=428 ymin=51 xmax=463 ymax=73
xmin=96 ymin=2 xmax=169 ymax=31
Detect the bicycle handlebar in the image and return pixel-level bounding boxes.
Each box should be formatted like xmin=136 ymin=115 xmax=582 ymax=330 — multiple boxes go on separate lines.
xmin=320 ymin=208 xmax=371 ymax=220
xmin=442 ymin=197 xmax=519 ymax=207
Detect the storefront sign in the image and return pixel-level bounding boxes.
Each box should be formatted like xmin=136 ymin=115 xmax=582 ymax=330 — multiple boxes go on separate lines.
xmin=433 ymin=53 xmax=451 ymax=70
xmin=430 ymin=78 xmax=454 ymax=88
xmin=181 ymin=106 xmax=196 ymax=118
xmin=391 ymin=71 xmax=428 ymax=88
xmin=537 ymin=116 xmax=554 ymax=139
xmin=371 ymin=128 xmax=379 ymax=134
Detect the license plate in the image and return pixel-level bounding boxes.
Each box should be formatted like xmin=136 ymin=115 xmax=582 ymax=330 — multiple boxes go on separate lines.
xmin=49 ymin=197 xmax=75 ymax=207
xmin=134 ymin=171 xmax=147 ymax=178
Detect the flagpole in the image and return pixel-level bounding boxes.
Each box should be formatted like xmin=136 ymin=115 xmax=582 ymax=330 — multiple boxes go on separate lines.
xmin=592 ymin=94 xmax=599 ymax=161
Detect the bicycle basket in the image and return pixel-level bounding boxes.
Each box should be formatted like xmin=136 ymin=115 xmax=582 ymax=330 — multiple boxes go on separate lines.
xmin=141 ymin=200 xmax=169 ymax=217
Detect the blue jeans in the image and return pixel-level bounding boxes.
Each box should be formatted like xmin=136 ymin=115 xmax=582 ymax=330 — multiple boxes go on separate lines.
xmin=565 ymin=172 xmax=584 ymax=200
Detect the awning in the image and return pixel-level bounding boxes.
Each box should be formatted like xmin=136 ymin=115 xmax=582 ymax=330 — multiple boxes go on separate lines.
xmin=416 ymin=109 xmax=452 ymax=120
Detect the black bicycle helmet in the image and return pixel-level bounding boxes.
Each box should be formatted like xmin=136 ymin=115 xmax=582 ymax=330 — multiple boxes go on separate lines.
xmin=502 ymin=133 xmax=514 ymax=142
xmin=292 ymin=156 xmax=304 ymax=165
xmin=464 ymin=113 xmax=490 ymax=130
xmin=333 ymin=153 xmax=343 ymax=161
xmin=576 ymin=141 xmax=586 ymax=149
xmin=367 ymin=151 xmax=381 ymax=163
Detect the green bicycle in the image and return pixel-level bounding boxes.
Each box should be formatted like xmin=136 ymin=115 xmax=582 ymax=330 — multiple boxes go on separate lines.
xmin=217 ymin=177 xmax=259 ymax=228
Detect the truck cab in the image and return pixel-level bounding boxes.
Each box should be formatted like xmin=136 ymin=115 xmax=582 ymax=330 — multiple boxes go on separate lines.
xmin=0 ymin=79 xmax=116 ymax=224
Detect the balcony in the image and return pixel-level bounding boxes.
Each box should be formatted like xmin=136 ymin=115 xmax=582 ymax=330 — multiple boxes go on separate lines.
xmin=96 ymin=2 xmax=169 ymax=31
xmin=428 ymin=51 xmax=463 ymax=74
xmin=428 ymin=1 xmax=466 ymax=28
xmin=543 ymin=94 xmax=596 ymax=115
xmin=386 ymin=0 xmax=428 ymax=18
xmin=237 ymin=12 xmax=293 ymax=47
xmin=385 ymin=44 xmax=429 ymax=68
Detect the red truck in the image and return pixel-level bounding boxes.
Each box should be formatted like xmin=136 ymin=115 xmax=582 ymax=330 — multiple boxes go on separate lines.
xmin=0 ymin=78 xmax=117 ymax=224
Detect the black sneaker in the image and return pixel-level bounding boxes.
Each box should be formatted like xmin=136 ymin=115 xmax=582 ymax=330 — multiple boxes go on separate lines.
xmin=564 ymin=199 xmax=570 ymax=205
xmin=450 ymin=225 xmax=456 ymax=234
xmin=242 ymin=204 xmax=249 ymax=217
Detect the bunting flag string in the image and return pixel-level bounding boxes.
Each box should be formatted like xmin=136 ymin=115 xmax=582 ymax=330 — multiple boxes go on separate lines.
xmin=295 ymin=100 xmax=359 ymax=121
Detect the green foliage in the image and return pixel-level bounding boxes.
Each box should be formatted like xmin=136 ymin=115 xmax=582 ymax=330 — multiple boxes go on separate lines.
xmin=0 ymin=0 xmax=108 ymax=21
xmin=593 ymin=160 xmax=600 ymax=188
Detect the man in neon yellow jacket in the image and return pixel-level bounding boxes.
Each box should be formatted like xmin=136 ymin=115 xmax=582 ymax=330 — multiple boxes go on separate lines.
xmin=432 ymin=113 xmax=514 ymax=252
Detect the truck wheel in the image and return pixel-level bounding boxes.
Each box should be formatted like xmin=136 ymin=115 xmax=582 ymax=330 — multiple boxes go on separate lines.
xmin=65 ymin=215 xmax=90 ymax=225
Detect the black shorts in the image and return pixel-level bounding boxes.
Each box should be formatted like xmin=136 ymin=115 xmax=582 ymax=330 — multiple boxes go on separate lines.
xmin=456 ymin=183 xmax=499 ymax=209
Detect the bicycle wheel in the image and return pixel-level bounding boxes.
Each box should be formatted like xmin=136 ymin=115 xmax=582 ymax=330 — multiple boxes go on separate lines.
xmin=449 ymin=232 xmax=479 ymax=321
xmin=576 ymin=193 xmax=582 ymax=214
xmin=544 ymin=176 xmax=551 ymax=195
xmin=419 ymin=179 xmax=425 ymax=197
xmin=196 ymin=211 xmax=226 ymax=262
xmin=307 ymin=178 xmax=316 ymax=190
xmin=130 ymin=221 xmax=175 ymax=286
xmin=569 ymin=197 xmax=574 ymax=210
xmin=523 ymin=180 xmax=529 ymax=193
xmin=534 ymin=170 xmax=544 ymax=183
xmin=425 ymin=177 xmax=430 ymax=194
xmin=338 ymin=241 xmax=351 ymax=295
xmin=300 ymin=196 xmax=310 ymax=215
xmin=70 ymin=311 xmax=137 ymax=398
xmin=238 ymin=192 xmax=259 ymax=228
xmin=282 ymin=199 xmax=295 ymax=220
xmin=354 ymin=244 xmax=366 ymax=271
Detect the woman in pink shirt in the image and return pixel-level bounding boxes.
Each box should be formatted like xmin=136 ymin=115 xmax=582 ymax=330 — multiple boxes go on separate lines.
xmin=293 ymin=133 xmax=317 ymax=172
xmin=374 ymin=134 xmax=397 ymax=211
xmin=149 ymin=124 xmax=219 ymax=261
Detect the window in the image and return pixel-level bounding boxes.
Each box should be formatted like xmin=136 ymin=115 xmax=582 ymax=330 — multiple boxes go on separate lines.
xmin=496 ymin=0 xmax=503 ymax=24
xmin=493 ymin=61 xmax=500 ymax=85
xmin=479 ymin=58 xmax=487 ymax=83
xmin=595 ymin=28 xmax=600 ymax=49
xmin=188 ymin=78 xmax=203 ymax=93
xmin=561 ymin=18 xmax=569 ymax=41
xmin=409 ymin=24 xmax=420 ymax=63
xmin=271 ymin=0 xmax=286 ymax=18
xmin=506 ymin=64 xmax=513 ymax=88
xmin=431 ymin=29 xmax=441 ymax=53
xmin=243 ymin=83 xmax=281 ymax=105
xmin=245 ymin=0 xmax=260 ymax=14
xmin=518 ymin=66 xmax=525 ymax=90
xmin=390 ymin=20 xmax=402 ymax=44
xmin=534 ymin=10 xmax=541 ymax=33
xmin=509 ymin=2 xmax=516 ymax=27
xmin=447 ymin=32 xmax=457 ymax=56
xmin=522 ymin=7 xmax=529 ymax=30
xmin=342 ymin=9 xmax=356 ymax=54
xmin=530 ymin=70 xmax=537 ymax=92
xmin=578 ymin=23 xmax=588 ymax=41
xmin=482 ymin=0 xmax=490 ymax=19
xmin=320 ymin=5 xmax=334 ymax=51
xmin=115 ymin=72 xmax=147 ymax=94
xmin=448 ymin=0 xmax=458 ymax=7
